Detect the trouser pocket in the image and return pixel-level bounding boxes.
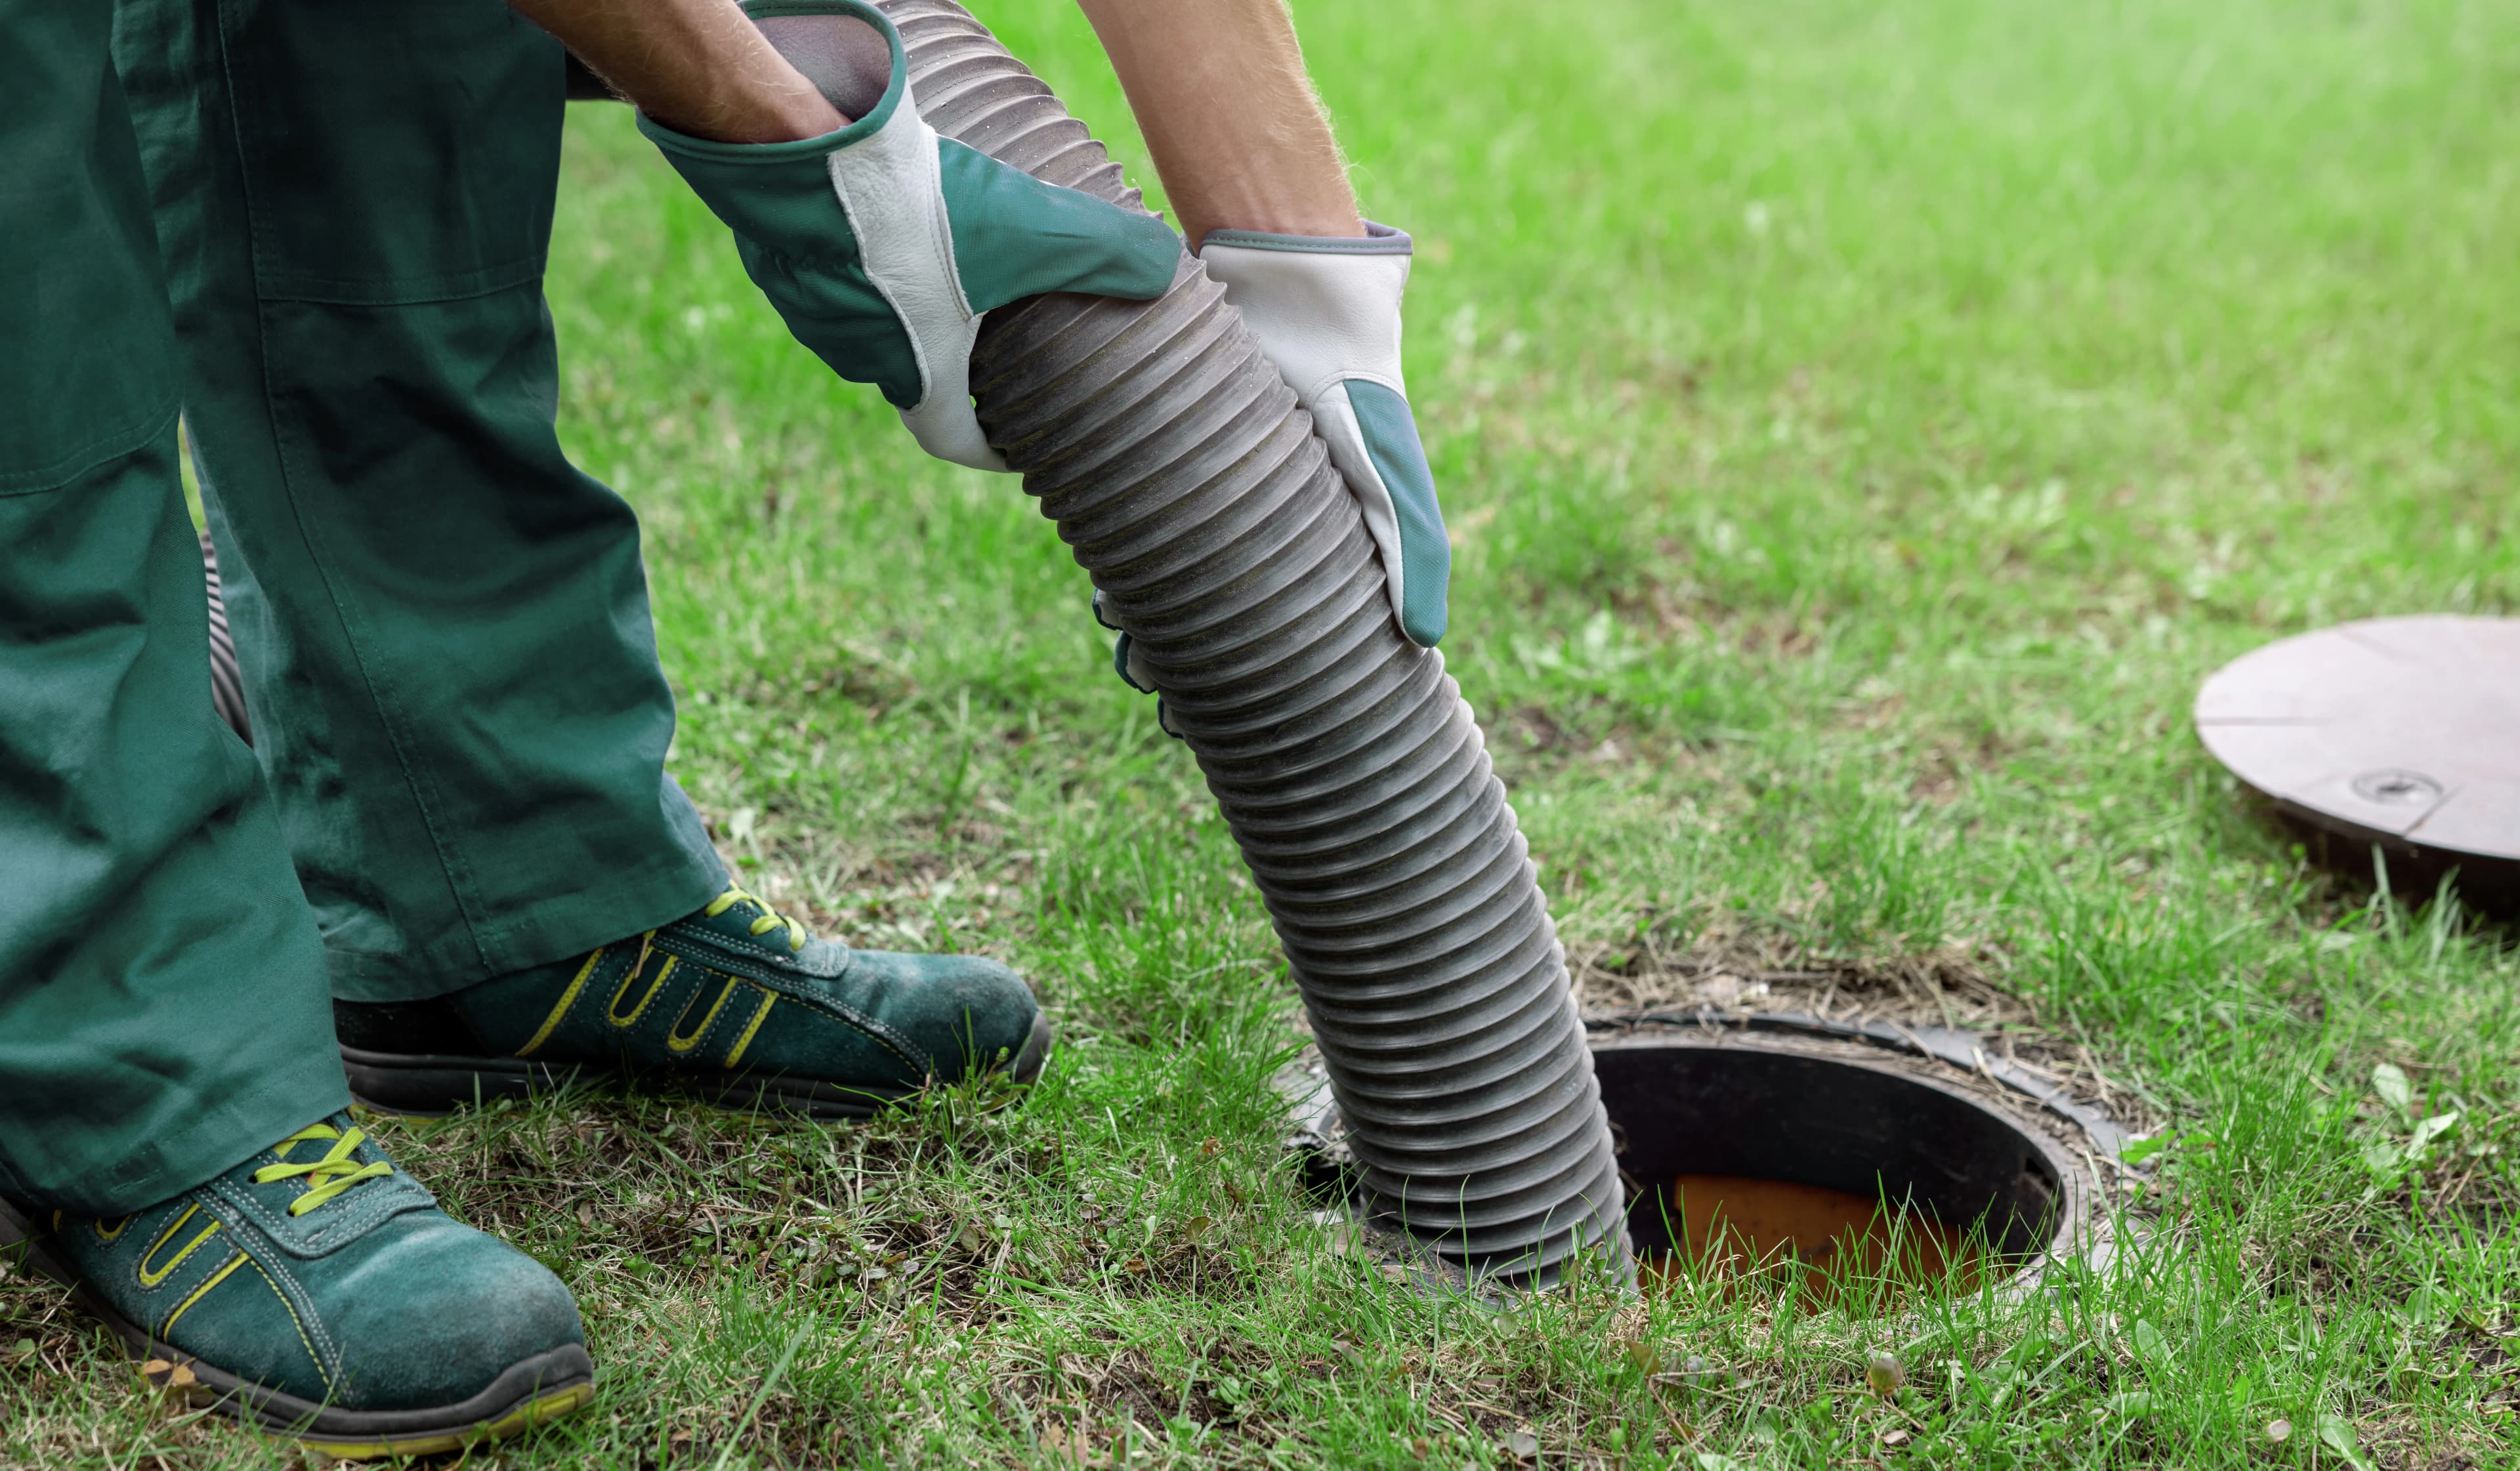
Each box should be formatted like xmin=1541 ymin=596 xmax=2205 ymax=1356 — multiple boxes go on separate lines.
xmin=0 ymin=0 xmax=180 ymax=491
xmin=218 ymin=0 xmax=565 ymax=305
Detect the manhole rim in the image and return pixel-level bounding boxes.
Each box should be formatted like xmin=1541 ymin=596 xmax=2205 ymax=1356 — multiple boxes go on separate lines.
xmin=1584 ymin=1008 xmax=2131 ymax=1157
xmin=1280 ymin=1012 xmax=2131 ymax=1295
xmin=1584 ymin=1026 xmax=2105 ymax=1289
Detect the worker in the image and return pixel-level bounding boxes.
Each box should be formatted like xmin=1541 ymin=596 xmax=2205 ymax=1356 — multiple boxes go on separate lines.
xmin=0 ymin=0 xmax=1445 ymax=1454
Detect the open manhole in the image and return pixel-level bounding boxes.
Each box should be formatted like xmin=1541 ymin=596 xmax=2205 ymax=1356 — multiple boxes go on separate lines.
xmin=1283 ymin=1016 xmax=2114 ymax=1298
xmin=1593 ymin=1033 xmax=2090 ymax=1301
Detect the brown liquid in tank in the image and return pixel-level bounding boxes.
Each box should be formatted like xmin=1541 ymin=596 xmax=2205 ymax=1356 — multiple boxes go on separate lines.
xmin=1645 ymin=1175 xmax=1991 ymax=1300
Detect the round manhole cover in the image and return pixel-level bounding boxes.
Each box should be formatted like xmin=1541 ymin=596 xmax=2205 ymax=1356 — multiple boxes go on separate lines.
xmin=2194 ymin=617 xmax=2520 ymax=864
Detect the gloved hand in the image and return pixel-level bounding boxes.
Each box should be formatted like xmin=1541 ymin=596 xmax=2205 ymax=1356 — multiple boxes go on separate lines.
xmin=639 ymin=0 xmax=1181 ymax=470
xmin=1093 ymin=589 xmax=1178 ymax=739
xmin=1200 ymin=220 xmax=1450 ymax=646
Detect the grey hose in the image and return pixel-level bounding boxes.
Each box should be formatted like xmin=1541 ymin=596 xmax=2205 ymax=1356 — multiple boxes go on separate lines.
xmin=201 ymin=531 xmax=253 ymax=744
xmin=873 ymin=0 xmax=1628 ymax=1285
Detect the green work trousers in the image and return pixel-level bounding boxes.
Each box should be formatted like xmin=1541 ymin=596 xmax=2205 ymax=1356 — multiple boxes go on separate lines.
xmin=3 ymin=0 xmax=722 ymax=1212
xmin=0 ymin=0 xmax=345 ymax=1214
xmin=115 ymin=0 xmax=723 ymax=1003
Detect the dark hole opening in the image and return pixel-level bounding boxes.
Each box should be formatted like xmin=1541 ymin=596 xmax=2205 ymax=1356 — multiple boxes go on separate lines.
xmin=1593 ymin=1042 xmax=2068 ymax=1295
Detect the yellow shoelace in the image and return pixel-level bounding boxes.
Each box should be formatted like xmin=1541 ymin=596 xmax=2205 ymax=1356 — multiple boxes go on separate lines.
xmin=251 ymin=1124 xmax=394 ymax=1217
xmin=704 ymin=883 xmax=807 ymax=953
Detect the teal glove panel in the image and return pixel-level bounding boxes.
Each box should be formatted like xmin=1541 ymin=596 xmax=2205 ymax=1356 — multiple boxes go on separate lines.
xmin=936 ymin=141 xmax=1183 ymax=312
xmin=663 ymin=150 xmax=927 ymax=407
xmin=639 ymin=0 xmax=1179 ymax=469
xmin=1344 ymin=379 xmax=1450 ymax=645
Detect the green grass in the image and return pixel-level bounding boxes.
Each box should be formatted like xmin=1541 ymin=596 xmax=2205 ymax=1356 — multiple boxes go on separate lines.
xmin=12 ymin=0 xmax=2520 ymax=1464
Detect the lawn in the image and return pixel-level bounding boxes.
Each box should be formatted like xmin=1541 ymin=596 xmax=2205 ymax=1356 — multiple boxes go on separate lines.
xmin=9 ymin=0 xmax=2520 ymax=1464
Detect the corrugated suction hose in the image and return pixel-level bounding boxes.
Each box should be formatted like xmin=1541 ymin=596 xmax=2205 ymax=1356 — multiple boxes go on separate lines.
xmin=875 ymin=0 xmax=1626 ymax=1285
xmin=202 ymin=531 xmax=253 ymax=743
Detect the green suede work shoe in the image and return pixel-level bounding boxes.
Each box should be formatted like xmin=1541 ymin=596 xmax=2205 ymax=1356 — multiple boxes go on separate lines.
xmin=0 ymin=1116 xmax=592 ymax=1459
xmin=335 ymin=886 xmax=1053 ymax=1119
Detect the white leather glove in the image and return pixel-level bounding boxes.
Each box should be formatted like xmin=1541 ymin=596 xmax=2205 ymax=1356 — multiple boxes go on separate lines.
xmin=1200 ymin=220 xmax=1450 ymax=646
xmin=642 ymin=0 xmax=1180 ymax=472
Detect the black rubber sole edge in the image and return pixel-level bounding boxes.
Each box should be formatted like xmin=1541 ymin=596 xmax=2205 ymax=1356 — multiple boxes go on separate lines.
xmin=0 ymin=1196 xmax=593 ymax=1459
xmin=341 ymin=1008 xmax=1057 ymax=1120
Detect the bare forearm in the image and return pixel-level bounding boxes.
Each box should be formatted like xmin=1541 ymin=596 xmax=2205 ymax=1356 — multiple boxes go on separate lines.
xmin=507 ymin=0 xmax=844 ymax=142
xmin=1074 ymin=0 xmax=1361 ymax=247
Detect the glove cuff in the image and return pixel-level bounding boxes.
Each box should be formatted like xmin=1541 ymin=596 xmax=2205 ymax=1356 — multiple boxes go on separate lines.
xmin=1198 ymin=219 xmax=1412 ymax=257
xmin=635 ymin=1 xmax=908 ymax=161
xmin=1198 ymin=220 xmax=1410 ymax=407
xmin=634 ymin=0 xmax=936 ymax=419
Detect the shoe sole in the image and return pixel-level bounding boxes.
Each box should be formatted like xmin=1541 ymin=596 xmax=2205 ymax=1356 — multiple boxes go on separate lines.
xmin=0 ymin=1197 xmax=593 ymax=1460
xmin=341 ymin=1008 xmax=1057 ymax=1121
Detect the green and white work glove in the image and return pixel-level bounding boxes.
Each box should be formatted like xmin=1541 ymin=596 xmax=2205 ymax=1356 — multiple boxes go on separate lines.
xmin=1098 ymin=220 xmax=1452 ymax=733
xmin=639 ymin=0 xmax=1181 ymax=470
xmin=1202 ymin=220 xmax=1450 ymax=647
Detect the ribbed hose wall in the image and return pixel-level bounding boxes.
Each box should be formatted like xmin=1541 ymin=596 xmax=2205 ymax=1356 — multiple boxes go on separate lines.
xmin=875 ymin=0 xmax=1627 ymax=1285
xmin=201 ymin=531 xmax=253 ymax=744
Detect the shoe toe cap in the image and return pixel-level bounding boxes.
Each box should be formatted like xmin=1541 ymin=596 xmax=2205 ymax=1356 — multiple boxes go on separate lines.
xmin=847 ymin=949 xmax=1041 ymax=1079
xmin=327 ymin=1211 xmax=587 ymax=1412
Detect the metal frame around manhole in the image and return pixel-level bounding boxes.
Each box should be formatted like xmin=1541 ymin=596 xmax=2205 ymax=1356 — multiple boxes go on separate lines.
xmin=1282 ymin=1012 xmax=2126 ymax=1293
